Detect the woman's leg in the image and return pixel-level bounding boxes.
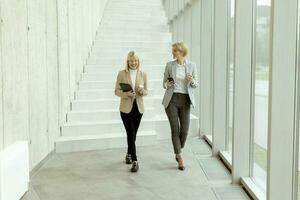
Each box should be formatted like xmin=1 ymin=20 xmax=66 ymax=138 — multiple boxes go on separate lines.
xmin=178 ymin=95 xmax=191 ymax=149
xmin=130 ymin=100 xmax=143 ymax=161
xmin=165 ymin=98 xmax=181 ymax=154
xmin=120 ymin=112 xmax=135 ymax=157
xmin=178 ymin=106 xmax=190 ymax=149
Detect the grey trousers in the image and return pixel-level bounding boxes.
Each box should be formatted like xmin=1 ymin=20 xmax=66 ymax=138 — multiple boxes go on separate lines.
xmin=165 ymin=93 xmax=191 ymax=154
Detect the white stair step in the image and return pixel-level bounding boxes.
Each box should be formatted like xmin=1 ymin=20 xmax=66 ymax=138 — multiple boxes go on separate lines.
xmin=75 ymin=88 xmax=155 ymax=99
xmin=61 ymin=118 xmax=156 ymax=136
xmin=83 ymin=65 xmax=165 ymax=73
xmin=84 ymin=64 xmax=166 ymax=69
xmin=105 ymin=4 xmax=163 ymax=8
xmin=101 ymin=16 xmax=168 ymax=23
xmin=67 ymin=107 xmax=156 ymax=122
xmin=101 ymin=18 xmax=168 ymax=25
xmin=88 ymin=55 xmax=171 ymax=64
xmin=89 ymin=52 xmax=170 ymax=59
xmin=103 ymin=9 xmax=165 ymax=15
xmin=98 ymin=28 xmax=169 ymax=34
xmin=86 ymin=59 xmax=168 ymax=66
xmin=81 ymin=71 xmax=164 ymax=81
xmin=109 ymin=0 xmax=161 ymax=4
xmin=90 ymin=47 xmax=171 ymax=54
xmin=80 ymin=73 xmax=163 ymax=82
xmin=78 ymin=80 xmax=161 ymax=90
xmin=89 ymin=52 xmax=171 ymax=58
xmin=106 ymin=2 xmax=162 ymax=7
xmin=108 ymin=3 xmax=162 ymax=7
xmin=95 ymin=34 xmax=171 ymax=42
xmin=71 ymin=96 xmax=162 ymax=111
xmin=92 ymin=40 xmax=171 ymax=47
xmin=56 ymin=131 xmax=157 ymax=153
xmin=101 ymin=14 xmax=168 ymax=21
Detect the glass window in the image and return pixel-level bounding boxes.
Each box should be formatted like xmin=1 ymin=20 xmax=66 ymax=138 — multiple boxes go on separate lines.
xmin=226 ymin=0 xmax=235 ymax=154
xmin=251 ymin=0 xmax=271 ymax=191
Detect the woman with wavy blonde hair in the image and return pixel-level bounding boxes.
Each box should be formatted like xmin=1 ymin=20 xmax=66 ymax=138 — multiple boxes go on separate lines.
xmin=162 ymin=42 xmax=198 ymax=171
xmin=115 ymin=51 xmax=148 ymax=172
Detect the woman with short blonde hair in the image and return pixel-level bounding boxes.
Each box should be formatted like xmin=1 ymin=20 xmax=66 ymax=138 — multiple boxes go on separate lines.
xmin=115 ymin=51 xmax=148 ymax=173
xmin=172 ymin=42 xmax=189 ymax=57
xmin=162 ymin=42 xmax=198 ymax=171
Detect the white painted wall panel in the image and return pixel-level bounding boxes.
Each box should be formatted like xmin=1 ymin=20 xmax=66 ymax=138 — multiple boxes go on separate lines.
xmin=0 ymin=2 xmax=3 ymax=151
xmin=1 ymin=0 xmax=29 ymax=146
xmin=57 ymin=0 xmax=71 ymax=124
xmin=0 ymin=0 xmax=108 ymax=170
xmin=46 ymin=0 xmax=60 ymax=151
xmin=27 ymin=0 xmax=49 ymax=168
xmin=68 ymin=0 xmax=80 ymax=99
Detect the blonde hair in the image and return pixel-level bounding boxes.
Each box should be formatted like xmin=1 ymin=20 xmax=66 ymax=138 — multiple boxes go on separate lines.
xmin=125 ymin=51 xmax=140 ymax=71
xmin=172 ymin=42 xmax=189 ymax=57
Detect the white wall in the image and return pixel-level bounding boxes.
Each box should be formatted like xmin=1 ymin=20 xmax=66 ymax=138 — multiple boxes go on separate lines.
xmin=0 ymin=0 xmax=4 ymax=151
xmin=0 ymin=0 xmax=108 ymax=170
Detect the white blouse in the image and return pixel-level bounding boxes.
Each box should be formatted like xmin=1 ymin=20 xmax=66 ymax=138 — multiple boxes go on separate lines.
xmin=129 ymin=68 xmax=137 ymax=92
xmin=173 ymin=62 xmax=188 ymax=94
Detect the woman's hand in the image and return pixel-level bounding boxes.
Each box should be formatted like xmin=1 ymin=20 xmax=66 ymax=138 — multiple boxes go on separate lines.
xmin=186 ymin=73 xmax=193 ymax=83
xmin=137 ymin=85 xmax=144 ymax=95
xmin=165 ymin=80 xmax=174 ymax=89
xmin=126 ymin=91 xmax=135 ymax=97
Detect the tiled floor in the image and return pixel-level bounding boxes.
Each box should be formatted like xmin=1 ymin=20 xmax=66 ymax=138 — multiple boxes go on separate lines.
xmin=21 ymin=138 xmax=250 ymax=200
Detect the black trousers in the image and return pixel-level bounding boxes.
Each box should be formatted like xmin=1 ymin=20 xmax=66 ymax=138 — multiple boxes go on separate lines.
xmin=120 ymin=99 xmax=143 ymax=161
xmin=165 ymin=93 xmax=191 ymax=154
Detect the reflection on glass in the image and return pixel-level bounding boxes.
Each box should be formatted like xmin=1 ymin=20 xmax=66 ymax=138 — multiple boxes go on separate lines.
xmin=252 ymin=0 xmax=271 ymax=191
xmin=226 ymin=0 xmax=235 ymax=154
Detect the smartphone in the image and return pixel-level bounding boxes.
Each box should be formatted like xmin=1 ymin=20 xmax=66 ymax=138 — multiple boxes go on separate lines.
xmin=167 ymin=77 xmax=174 ymax=82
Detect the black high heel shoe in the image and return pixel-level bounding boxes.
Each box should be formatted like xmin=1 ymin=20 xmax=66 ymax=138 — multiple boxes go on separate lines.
xmin=178 ymin=165 xmax=185 ymax=171
xmin=176 ymin=155 xmax=185 ymax=171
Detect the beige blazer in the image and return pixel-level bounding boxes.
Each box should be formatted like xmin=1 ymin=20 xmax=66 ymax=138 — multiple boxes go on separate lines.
xmin=114 ymin=69 xmax=148 ymax=113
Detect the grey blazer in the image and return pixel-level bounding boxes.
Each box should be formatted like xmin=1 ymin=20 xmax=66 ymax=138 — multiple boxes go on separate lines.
xmin=162 ymin=60 xmax=198 ymax=108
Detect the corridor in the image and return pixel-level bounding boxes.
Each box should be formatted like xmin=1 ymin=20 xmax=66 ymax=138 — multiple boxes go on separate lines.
xmin=0 ymin=0 xmax=300 ymax=200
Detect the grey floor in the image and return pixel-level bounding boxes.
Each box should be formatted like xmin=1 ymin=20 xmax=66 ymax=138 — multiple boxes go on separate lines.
xmin=21 ymin=138 xmax=250 ymax=200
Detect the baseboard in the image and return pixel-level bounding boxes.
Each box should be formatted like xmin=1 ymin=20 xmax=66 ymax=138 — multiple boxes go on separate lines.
xmin=30 ymin=150 xmax=55 ymax=178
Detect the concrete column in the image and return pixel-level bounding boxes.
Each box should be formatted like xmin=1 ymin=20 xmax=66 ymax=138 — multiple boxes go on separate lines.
xmin=267 ymin=0 xmax=299 ymax=199
xmin=231 ymin=0 xmax=254 ymax=183
xmin=212 ymin=0 xmax=228 ymax=155
xmin=200 ymin=0 xmax=214 ymax=136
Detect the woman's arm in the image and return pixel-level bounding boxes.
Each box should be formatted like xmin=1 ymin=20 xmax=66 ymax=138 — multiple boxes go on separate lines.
xmin=163 ymin=63 xmax=169 ymax=89
xmin=114 ymin=71 xmax=129 ymax=99
xmin=141 ymin=72 xmax=148 ymax=96
xmin=189 ymin=63 xmax=198 ymax=89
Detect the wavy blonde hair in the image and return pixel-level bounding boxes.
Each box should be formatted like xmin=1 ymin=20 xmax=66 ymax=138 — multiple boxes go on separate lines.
xmin=125 ymin=51 xmax=140 ymax=72
xmin=172 ymin=42 xmax=189 ymax=57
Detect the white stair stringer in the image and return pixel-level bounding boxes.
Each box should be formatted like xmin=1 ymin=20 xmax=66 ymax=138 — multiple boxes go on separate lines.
xmin=55 ymin=0 xmax=199 ymax=153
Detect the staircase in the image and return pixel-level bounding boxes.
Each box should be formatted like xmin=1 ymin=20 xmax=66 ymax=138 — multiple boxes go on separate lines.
xmin=56 ymin=0 xmax=199 ymax=153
